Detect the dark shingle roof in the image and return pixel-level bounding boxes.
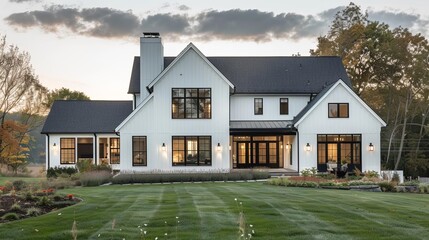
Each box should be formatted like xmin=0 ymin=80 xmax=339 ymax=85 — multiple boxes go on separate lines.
xmin=41 ymin=101 xmax=133 ymax=134
xmin=128 ymin=56 xmax=351 ymax=94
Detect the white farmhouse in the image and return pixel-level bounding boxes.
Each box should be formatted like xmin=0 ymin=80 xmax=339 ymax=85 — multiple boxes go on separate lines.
xmin=42 ymin=33 xmax=386 ymax=175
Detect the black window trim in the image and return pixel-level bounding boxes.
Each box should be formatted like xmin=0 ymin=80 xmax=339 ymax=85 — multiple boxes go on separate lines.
xmin=280 ymin=98 xmax=289 ymax=115
xmin=132 ymin=136 xmax=147 ymax=166
xmin=254 ymin=98 xmax=263 ymax=115
xmin=328 ymin=103 xmax=349 ymax=118
xmin=171 ymin=88 xmax=212 ymax=119
xmin=60 ymin=138 xmax=76 ymax=164
xmin=110 ymin=137 xmax=120 ymax=165
xmin=316 ymin=134 xmax=362 ymax=167
xmin=172 ymin=136 xmax=212 ymax=166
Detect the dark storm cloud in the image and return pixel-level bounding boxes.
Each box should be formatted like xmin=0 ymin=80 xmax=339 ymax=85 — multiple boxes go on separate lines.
xmin=4 ymin=5 xmax=428 ymax=41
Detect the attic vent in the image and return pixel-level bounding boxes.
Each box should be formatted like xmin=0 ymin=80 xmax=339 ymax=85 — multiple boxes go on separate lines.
xmin=143 ymin=32 xmax=160 ymax=38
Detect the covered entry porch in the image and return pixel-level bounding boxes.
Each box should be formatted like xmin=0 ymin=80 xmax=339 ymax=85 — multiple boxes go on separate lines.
xmin=230 ymin=121 xmax=297 ymax=170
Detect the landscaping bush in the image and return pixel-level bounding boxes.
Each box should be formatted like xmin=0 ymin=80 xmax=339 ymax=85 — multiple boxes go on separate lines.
xmin=10 ymin=203 xmax=21 ymax=212
xmin=378 ymin=181 xmax=396 ymax=192
xmin=80 ymin=171 xmax=112 ymax=186
xmin=12 ymin=180 xmax=28 ymax=191
xmin=26 ymin=207 xmax=41 ymax=216
xmin=47 ymin=167 xmax=78 ymax=178
xmin=364 ymin=170 xmax=379 ymax=178
xmin=112 ymin=171 xmax=269 ymax=184
xmin=38 ymin=196 xmax=52 ymax=206
xmin=2 ymin=213 xmax=20 ymax=221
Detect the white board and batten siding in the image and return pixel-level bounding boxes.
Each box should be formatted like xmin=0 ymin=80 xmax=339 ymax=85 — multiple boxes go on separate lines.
xmin=296 ymin=82 xmax=385 ymax=173
xmin=230 ymin=95 xmax=310 ymax=121
xmin=119 ymin=48 xmax=231 ymax=172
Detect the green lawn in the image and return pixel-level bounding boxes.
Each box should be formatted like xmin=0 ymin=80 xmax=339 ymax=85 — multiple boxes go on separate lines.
xmin=0 ymin=176 xmax=44 ymax=185
xmin=1 ymin=182 xmax=428 ymax=239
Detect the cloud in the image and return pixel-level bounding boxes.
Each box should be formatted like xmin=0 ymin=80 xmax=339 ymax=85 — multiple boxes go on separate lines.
xmin=178 ymin=5 xmax=190 ymax=11
xmin=4 ymin=5 xmax=429 ymax=42
xmin=9 ymin=0 xmax=39 ymax=3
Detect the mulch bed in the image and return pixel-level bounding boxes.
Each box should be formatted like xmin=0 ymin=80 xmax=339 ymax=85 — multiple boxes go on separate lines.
xmin=0 ymin=194 xmax=80 ymax=223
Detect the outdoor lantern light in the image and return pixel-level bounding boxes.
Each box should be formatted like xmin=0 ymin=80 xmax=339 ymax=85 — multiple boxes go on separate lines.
xmin=53 ymin=143 xmax=56 ymax=147
xmin=285 ymin=144 xmax=289 ymax=150
xmin=217 ymin=143 xmax=221 ymax=152
xmin=305 ymin=143 xmax=311 ymax=151
xmin=369 ymin=143 xmax=374 ymax=151
xmin=161 ymin=143 xmax=166 ymax=151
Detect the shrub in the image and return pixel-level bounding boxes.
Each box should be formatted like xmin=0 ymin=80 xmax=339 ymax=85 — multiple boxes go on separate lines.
xmin=76 ymin=159 xmax=93 ymax=173
xmin=80 ymin=171 xmax=112 ymax=186
xmin=364 ymin=170 xmax=379 ymax=178
xmin=12 ymin=180 xmax=28 ymax=191
xmin=26 ymin=207 xmax=41 ymax=216
xmin=399 ymin=180 xmax=420 ymax=186
xmin=392 ymin=172 xmax=400 ymax=183
xmin=2 ymin=213 xmax=19 ymax=221
xmin=10 ymin=203 xmax=21 ymax=212
xmin=38 ymin=196 xmax=52 ymax=206
xmin=47 ymin=167 xmax=78 ymax=178
xmin=300 ymin=168 xmax=311 ymax=177
xmin=24 ymin=192 xmax=34 ymax=201
xmin=378 ymin=181 xmax=395 ymax=192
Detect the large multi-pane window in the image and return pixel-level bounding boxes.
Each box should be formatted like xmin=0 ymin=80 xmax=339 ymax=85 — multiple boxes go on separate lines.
xmin=254 ymin=98 xmax=263 ymax=115
xmin=280 ymin=98 xmax=289 ymax=115
xmin=172 ymin=136 xmax=211 ymax=166
xmin=132 ymin=136 xmax=147 ymax=166
xmin=328 ymin=103 xmax=349 ymax=118
xmin=110 ymin=138 xmax=120 ymax=164
xmin=317 ymin=134 xmax=361 ymax=172
xmin=172 ymin=88 xmax=211 ymax=119
xmin=60 ymin=138 xmax=75 ymax=164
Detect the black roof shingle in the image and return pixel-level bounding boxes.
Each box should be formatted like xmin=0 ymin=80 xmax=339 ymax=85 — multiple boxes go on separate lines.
xmin=128 ymin=56 xmax=351 ymax=94
xmin=41 ymin=101 xmax=133 ymax=134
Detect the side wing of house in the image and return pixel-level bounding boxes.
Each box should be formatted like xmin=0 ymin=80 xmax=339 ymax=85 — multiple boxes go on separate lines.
xmin=294 ymin=80 xmax=386 ymax=173
xmin=117 ymin=45 xmax=232 ymax=172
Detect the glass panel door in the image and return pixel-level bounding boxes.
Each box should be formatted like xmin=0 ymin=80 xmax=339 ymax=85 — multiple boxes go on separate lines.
xmin=258 ymin=143 xmax=267 ymax=165
xmin=269 ymin=142 xmax=277 ymax=165
xmin=237 ymin=142 xmax=248 ymax=168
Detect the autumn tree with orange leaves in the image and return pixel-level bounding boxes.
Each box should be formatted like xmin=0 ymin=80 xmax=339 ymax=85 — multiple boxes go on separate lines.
xmin=0 ymin=35 xmax=48 ymax=174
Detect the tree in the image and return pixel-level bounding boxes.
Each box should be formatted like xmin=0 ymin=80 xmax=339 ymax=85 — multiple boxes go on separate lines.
xmin=311 ymin=3 xmax=429 ymax=175
xmin=45 ymin=87 xmax=90 ymax=108
xmin=0 ymin=35 xmax=48 ymax=172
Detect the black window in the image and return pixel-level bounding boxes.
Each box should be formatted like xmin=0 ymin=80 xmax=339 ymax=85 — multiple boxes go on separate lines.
xmin=172 ymin=88 xmax=211 ymax=119
xmin=172 ymin=136 xmax=211 ymax=166
xmin=254 ymin=98 xmax=263 ymax=115
xmin=317 ymin=134 xmax=361 ymax=172
xmin=280 ymin=98 xmax=289 ymax=115
xmin=328 ymin=103 xmax=349 ymax=118
xmin=110 ymin=138 xmax=120 ymax=164
xmin=132 ymin=136 xmax=147 ymax=166
xmin=60 ymin=138 xmax=75 ymax=164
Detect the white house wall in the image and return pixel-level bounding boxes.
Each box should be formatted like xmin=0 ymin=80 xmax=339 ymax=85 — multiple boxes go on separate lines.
xmin=297 ymin=83 xmax=383 ymax=173
xmin=230 ymin=95 xmax=310 ymax=121
xmin=119 ymin=48 xmax=231 ymax=172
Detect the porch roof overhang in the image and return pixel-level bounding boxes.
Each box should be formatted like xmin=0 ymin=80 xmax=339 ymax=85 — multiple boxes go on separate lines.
xmin=230 ymin=121 xmax=296 ymax=134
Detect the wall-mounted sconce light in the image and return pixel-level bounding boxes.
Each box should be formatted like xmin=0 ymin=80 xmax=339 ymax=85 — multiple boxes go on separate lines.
xmin=285 ymin=144 xmax=289 ymax=150
xmin=216 ymin=143 xmax=221 ymax=152
xmin=305 ymin=143 xmax=311 ymax=152
xmin=229 ymin=145 xmax=231 ymax=151
xmin=369 ymin=143 xmax=374 ymax=151
xmin=161 ymin=143 xmax=166 ymax=151
xmin=53 ymin=143 xmax=57 ymax=147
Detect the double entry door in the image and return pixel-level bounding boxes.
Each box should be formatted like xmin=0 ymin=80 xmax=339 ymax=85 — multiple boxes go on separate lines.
xmin=236 ymin=141 xmax=279 ymax=168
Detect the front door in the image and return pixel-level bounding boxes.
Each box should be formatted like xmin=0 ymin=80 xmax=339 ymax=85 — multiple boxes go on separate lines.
xmin=235 ymin=141 xmax=279 ymax=168
xmin=237 ymin=142 xmax=250 ymax=168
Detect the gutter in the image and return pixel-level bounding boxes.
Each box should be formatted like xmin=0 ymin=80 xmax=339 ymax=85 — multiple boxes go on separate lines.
xmin=296 ymin=129 xmax=300 ymax=174
xmin=94 ymin=133 xmax=97 ymax=166
xmin=46 ymin=134 xmax=50 ymax=169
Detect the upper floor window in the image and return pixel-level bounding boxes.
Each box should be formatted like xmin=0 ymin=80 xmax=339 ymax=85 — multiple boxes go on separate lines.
xmin=172 ymin=88 xmax=211 ymax=119
xmin=280 ymin=98 xmax=289 ymax=115
xmin=328 ymin=103 xmax=349 ymax=118
xmin=60 ymin=138 xmax=75 ymax=164
xmin=254 ymin=98 xmax=263 ymax=115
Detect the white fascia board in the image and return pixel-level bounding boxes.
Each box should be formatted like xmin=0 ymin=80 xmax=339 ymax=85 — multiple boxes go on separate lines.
xmin=147 ymin=43 xmax=235 ymax=89
xmin=294 ymin=80 xmax=386 ymax=127
xmin=115 ymin=94 xmax=154 ymax=132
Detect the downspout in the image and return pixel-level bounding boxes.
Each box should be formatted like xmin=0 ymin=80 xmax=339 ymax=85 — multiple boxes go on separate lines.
xmin=46 ymin=134 xmax=50 ymax=169
xmin=296 ymin=129 xmax=300 ymax=174
xmin=94 ymin=133 xmax=97 ymax=166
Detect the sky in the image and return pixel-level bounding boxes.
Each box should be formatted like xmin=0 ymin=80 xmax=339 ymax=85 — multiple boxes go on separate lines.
xmin=1 ymin=0 xmax=428 ymax=100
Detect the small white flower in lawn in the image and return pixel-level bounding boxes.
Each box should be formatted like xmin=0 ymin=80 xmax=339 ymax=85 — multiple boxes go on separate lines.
xmin=138 ymin=225 xmax=141 ymax=228
xmin=155 ymin=237 xmax=158 ymax=240
xmin=21 ymin=229 xmax=23 ymax=231
xmin=98 ymin=234 xmax=101 ymax=237
xmin=240 ymin=202 xmax=242 ymax=205
xmin=249 ymin=224 xmax=253 ymax=228
xmin=165 ymin=233 xmax=168 ymax=236
xmin=122 ymin=238 xmax=125 ymax=240
xmin=144 ymin=231 xmax=147 ymax=235
xmin=120 ymin=228 xmax=122 ymax=231
xmin=58 ymin=213 xmax=62 ymax=216
xmin=248 ymin=233 xmax=252 ymax=237
xmin=140 ymin=229 xmax=143 ymax=232
xmin=234 ymin=198 xmax=237 ymax=201
xmin=35 ymin=229 xmax=39 ymax=232
xmin=252 ymin=230 xmax=255 ymax=234
xmin=177 ymin=221 xmax=180 ymax=223
xmin=165 ymin=221 xmax=167 ymax=224
xmin=144 ymin=223 xmax=148 ymax=226
xmin=241 ymin=234 xmax=244 ymax=237
xmin=176 ymin=216 xmax=179 ymax=219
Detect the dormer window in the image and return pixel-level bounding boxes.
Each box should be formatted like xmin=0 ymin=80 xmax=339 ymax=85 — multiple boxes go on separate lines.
xmin=328 ymin=103 xmax=349 ymax=118
xmin=172 ymin=88 xmax=211 ymax=119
